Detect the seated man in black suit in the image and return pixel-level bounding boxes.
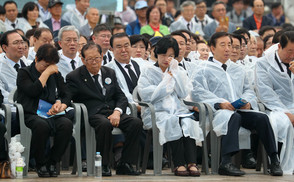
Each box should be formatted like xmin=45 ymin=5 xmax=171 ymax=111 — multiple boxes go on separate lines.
xmin=66 ymin=42 xmax=142 ymax=176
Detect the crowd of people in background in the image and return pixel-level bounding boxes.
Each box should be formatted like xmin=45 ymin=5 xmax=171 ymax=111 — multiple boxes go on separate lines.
xmin=1 ymin=0 xmax=294 ymax=179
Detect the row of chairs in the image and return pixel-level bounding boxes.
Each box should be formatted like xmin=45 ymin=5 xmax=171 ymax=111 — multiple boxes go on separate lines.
xmin=2 ymin=87 xmax=269 ymax=177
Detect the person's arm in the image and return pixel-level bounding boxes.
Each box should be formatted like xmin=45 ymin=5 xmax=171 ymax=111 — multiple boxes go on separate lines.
xmin=39 ymin=64 xmax=59 ymax=87
xmin=255 ymin=60 xmax=289 ymax=112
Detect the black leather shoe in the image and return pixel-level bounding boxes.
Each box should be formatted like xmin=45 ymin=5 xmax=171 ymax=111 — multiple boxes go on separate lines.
xmin=162 ymin=157 xmax=169 ymax=169
xmin=102 ymin=165 xmax=112 ymax=176
xmin=242 ymin=152 xmax=256 ymax=169
xmin=37 ymin=165 xmax=50 ymax=178
xmin=116 ymin=162 xmax=141 ymax=175
xmin=218 ymin=163 xmax=245 ymax=176
xmin=269 ymin=162 xmax=283 ymax=176
xmin=48 ymin=164 xmax=58 ymax=177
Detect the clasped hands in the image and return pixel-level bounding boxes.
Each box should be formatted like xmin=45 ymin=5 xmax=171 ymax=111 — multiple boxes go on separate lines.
xmin=47 ymin=100 xmax=67 ymax=116
xmin=220 ymin=102 xmax=251 ymax=111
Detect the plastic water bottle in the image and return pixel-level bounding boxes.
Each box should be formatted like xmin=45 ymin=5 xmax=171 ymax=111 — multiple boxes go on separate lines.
xmin=94 ymin=152 xmax=102 ymax=178
xmin=15 ymin=158 xmax=24 ymax=179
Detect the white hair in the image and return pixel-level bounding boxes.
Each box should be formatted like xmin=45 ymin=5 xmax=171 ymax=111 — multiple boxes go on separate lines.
xmin=58 ymin=25 xmax=80 ymax=41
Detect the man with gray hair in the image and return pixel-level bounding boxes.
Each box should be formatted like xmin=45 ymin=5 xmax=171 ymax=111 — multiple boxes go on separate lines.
xmin=57 ymin=25 xmax=83 ymax=79
xmin=169 ymin=1 xmax=203 ymax=35
xmin=79 ymin=7 xmax=99 ymax=39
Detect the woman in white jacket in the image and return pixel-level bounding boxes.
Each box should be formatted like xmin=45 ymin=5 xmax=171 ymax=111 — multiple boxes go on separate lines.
xmin=137 ymin=36 xmax=203 ymax=176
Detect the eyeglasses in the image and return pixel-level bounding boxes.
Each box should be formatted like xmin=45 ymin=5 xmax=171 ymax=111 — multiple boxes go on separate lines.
xmin=79 ymin=43 xmax=87 ymax=48
xmin=215 ymin=8 xmax=226 ymax=12
xmin=63 ymin=38 xmax=78 ymax=44
xmin=11 ymin=40 xmax=25 ymax=46
xmin=85 ymin=57 xmax=102 ymax=63
xmin=40 ymin=38 xmax=52 ymax=44
xmin=232 ymin=46 xmax=240 ymax=50
xmin=197 ymin=5 xmax=206 ymax=9
xmin=97 ymin=34 xmax=111 ymax=39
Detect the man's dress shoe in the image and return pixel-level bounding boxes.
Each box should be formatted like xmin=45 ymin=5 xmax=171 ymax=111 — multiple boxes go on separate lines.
xmin=218 ymin=163 xmax=245 ymax=176
xmin=37 ymin=165 xmax=50 ymax=178
xmin=269 ymin=162 xmax=283 ymax=176
xmin=116 ymin=162 xmax=141 ymax=175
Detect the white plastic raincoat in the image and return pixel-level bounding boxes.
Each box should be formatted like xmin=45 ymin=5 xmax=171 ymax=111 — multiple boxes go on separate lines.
xmin=191 ymin=60 xmax=259 ymax=149
xmin=255 ymin=50 xmax=294 ymax=174
xmin=137 ymin=59 xmax=204 ymax=145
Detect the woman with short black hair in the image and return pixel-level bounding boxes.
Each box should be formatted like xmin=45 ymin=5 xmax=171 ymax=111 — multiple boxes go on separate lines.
xmin=16 ymin=44 xmax=72 ymax=178
xmin=137 ymin=36 xmax=203 ymax=176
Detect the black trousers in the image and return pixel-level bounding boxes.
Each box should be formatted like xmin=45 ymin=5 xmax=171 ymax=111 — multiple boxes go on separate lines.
xmin=221 ymin=111 xmax=277 ymax=157
xmin=89 ymin=113 xmax=142 ymax=166
xmin=167 ymin=137 xmax=197 ymax=167
xmin=25 ymin=114 xmax=73 ymax=168
xmin=0 ymin=121 xmax=7 ymax=161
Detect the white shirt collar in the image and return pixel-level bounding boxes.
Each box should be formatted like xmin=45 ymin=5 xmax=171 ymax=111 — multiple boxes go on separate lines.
xmin=4 ymin=54 xmax=21 ymax=67
xmin=181 ymin=16 xmax=193 ymax=25
xmin=88 ymin=69 xmax=102 ymax=77
xmin=5 ymin=18 xmax=17 ymax=25
xmin=213 ymin=58 xmax=227 ymax=68
xmin=74 ymin=8 xmax=85 ymax=18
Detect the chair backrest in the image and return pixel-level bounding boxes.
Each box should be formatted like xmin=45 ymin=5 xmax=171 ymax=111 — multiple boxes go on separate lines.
xmin=8 ymin=88 xmax=17 ymax=104
xmin=132 ymin=86 xmax=141 ymax=103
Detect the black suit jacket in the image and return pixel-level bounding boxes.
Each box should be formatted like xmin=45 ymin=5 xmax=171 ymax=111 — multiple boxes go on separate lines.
xmin=0 ymin=90 xmax=3 ymax=105
xmin=44 ymin=18 xmax=71 ymax=38
xmin=242 ymin=15 xmax=274 ymax=30
xmin=16 ymin=63 xmax=71 ymax=115
xmin=66 ymin=65 xmax=128 ymax=117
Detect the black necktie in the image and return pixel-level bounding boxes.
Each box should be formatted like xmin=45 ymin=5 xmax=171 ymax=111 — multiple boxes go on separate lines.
xmin=103 ymin=55 xmax=107 ymax=65
xmin=178 ymin=62 xmax=186 ymax=70
xmin=108 ymin=52 xmax=112 ymax=63
xmin=14 ymin=64 xmax=20 ymax=72
xmin=125 ymin=64 xmax=138 ymax=86
xmin=222 ymin=64 xmax=227 ymax=71
xmin=187 ymin=23 xmax=190 ymax=31
xmin=283 ymin=63 xmax=291 ymax=78
xmin=11 ymin=23 xmax=15 ymax=28
xmin=92 ymin=74 xmax=102 ymax=92
xmin=71 ymin=60 xmax=76 ymax=70
xmin=200 ymin=20 xmax=204 ymax=30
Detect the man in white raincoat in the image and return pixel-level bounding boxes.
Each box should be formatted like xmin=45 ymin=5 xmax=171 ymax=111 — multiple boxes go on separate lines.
xmin=170 ymin=31 xmax=198 ymax=79
xmin=191 ymin=32 xmax=282 ymax=176
xmin=255 ymin=31 xmax=294 ymax=174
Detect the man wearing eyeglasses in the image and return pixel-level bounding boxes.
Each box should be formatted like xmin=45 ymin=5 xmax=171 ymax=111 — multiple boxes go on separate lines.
xmin=203 ymin=1 xmax=236 ymax=40
xmin=194 ymin=0 xmax=213 ymax=33
xmin=27 ymin=28 xmax=53 ymax=61
xmin=0 ymin=30 xmax=31 ymax=137
xmin=91 ymin=24 xmax=113 ymax=65
xmin=66 ymin=42 xmax=142 ymax=176
xmin=57 ymin=25 xmax=83 ymax=79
